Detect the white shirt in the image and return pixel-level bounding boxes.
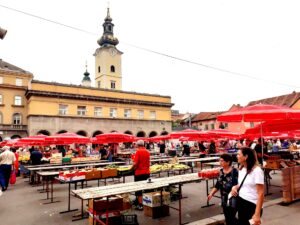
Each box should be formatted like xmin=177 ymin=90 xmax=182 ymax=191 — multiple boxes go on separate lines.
xmin=238 ymin=166 xmax=264 ymax=204
xmin=0 ymin=150 xmax=16 ymax=165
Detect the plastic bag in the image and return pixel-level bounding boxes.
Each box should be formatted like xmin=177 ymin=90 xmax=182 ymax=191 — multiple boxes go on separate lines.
xmin=10 ymin=170 xmax=16 ymax=185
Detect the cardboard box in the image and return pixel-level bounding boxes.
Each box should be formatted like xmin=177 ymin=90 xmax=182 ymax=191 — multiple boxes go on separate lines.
xmin=88 ymin=196 xmax=123 ymax=212
xmin=142 ymin=191 xmax=170 ymax=207
xmin=143 ymin=205 xmax=170 ymax=219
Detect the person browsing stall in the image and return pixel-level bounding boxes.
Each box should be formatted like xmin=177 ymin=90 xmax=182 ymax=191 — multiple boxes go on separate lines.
xmin=130 ymin=139 xmax=150 ymax=210
xmin=208 ymin=154 xmax=238 ymax=225
xmin=231 ymin=147 xmax=264 ymax=225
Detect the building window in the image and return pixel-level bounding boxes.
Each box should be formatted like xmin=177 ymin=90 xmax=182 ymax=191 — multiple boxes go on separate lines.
xmin=97 ymin=81 xmax=101 ymax=88
xmin=16 ymin=78 xmax=22 ymax=86
xmin=111 ymin=81 xmax=116 ymax=89
xmin=250 ymin=122 xmax=255 ymax=128
xmin=13 ymin=113 xmax=21 ymax=125
xmin=211 ymin=124 xmax=215 ymax=130
xmin=59 ymin=104 xmax=68 ymax=115
xmin=0 ymin=76 xmax=3 ymax=84
xmin=108 ymin=25 xmax=112 ymax=32
xmin=0 ymin=94 xmax=2 ymax=104
xmin=77 ymin=106 xmax=86 ymax=116
xmin=137 ymin=110 xmax=144 ymax=119
xmin=110 ymin=108 xmax=117 ymax=118
xmin=110 ymin=65 xmax=115 ymax=73
xmin=205 ymin=124 xmax=209 ymax=130
xmin=150 ymin=111 xmax=156 ymax=119
xmin=14 ymin=96 xmax=22 ymax=105
xmin=124 ymin=109 xmax=131 ymax=118
xmin=98 ymin=66 xmax=101 ymax=73
xmin=224 ymin=123 xmax=228 ymax=128
xmin=94 ymin=107 xmax=102 ymax=117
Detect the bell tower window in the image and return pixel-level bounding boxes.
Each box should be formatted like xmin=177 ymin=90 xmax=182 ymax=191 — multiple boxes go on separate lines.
xmin=110 ymin=65 xmax=115 ymax=73
xmin=98 ymin=66 xmax=101 ymax=73
xmin=111 ymin=81 xmax=116 ymax=89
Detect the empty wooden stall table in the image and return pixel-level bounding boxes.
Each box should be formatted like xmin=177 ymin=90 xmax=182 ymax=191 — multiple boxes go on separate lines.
xmin=72 ymin=173 xmax=203 ymax=225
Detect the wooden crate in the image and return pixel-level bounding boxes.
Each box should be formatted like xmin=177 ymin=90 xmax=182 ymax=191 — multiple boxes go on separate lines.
xmin=85 ymin=169 xmax=101 ymax=180
xmin=265 ymin=160 xmax=281 ymax=170
xmin=101 ymin=168 xmax=118 ymax=178
xmin=282 ymin=166 xmax=300 ymax=203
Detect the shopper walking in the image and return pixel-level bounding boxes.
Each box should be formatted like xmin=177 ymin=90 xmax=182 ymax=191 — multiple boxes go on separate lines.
xmin=208 ymin=154 xmax=238 ymax=225
xmin=0 ymin=146 xmax=16 ymax=191
xmin=131 ymin=139 xmax=150 ymax=210
xmin=231 ymin=147 xmax=264 ymax=225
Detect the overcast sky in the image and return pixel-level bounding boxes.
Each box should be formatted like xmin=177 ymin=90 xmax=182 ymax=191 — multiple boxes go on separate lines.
xmin=1 ymin=0 xmax=300 ymax=113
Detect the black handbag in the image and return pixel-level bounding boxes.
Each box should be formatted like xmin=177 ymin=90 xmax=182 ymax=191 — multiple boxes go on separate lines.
xmin=227 ymin=171 xmax=248 ymax=209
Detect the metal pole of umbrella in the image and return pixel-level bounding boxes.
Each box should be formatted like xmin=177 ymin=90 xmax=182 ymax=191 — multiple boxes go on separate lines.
xmin=260 ymin=121 xmax=264 ymax=165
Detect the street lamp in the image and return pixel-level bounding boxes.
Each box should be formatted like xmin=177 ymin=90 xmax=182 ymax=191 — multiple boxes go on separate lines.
xmin=0 ymin=27 xmax=7 ymax=40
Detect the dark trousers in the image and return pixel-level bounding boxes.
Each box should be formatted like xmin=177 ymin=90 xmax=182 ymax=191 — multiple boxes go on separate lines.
xmin=237 ymin=196 xmax=262 ymax=225
xmin=0 ymin=164 xmax=12 ymax=189
xmin=223 ymin=206 xmax=238 ymax=225
xmin=134 ymin=174 xmax=150 ymax=196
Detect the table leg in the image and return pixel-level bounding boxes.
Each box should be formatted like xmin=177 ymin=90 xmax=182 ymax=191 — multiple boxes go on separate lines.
xmin=44 ymin=177 xmax=60 ymax=204
xmin=60 ymin=182 xmax=78 ymax=214
xmin=201 ymin=179 xmax=215 ymax=208
xmin=264 ymin=171 xmax=272 ymax=196
xmin=179 ymin=184 xmax=182 ymax=225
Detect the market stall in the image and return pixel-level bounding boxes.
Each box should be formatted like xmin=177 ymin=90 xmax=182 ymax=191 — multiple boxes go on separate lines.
xmin=72 ymin=173 xmax=203 ymax=225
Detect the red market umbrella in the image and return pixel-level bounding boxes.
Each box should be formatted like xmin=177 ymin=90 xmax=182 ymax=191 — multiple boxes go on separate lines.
xmin=243 ymin=131 xmax=297 ymax=140
xmin=218 ymin=104 xmax=300 ymax=163
xmin=133 ymin=137 xmax=149 ymax=142
xmin=45 ymin=133 xmax=90 ymax=144
xmin=244 ymin=119 xmax=300 ymax=134
xmin=95 ymin=133 xmax=135 ymax=144
xmin=206 ymin=129 xmax=241 ymax=139
xmin=0 ymin=139 xmax=26 ymax=147
xmin=169 ymin=129 xmax=207 ymax=139
xmin=18 ymin=135 xmax=47 ymax=145
xmin=149 ymin=135 xmax=170 ymax=142
xmin=217 ymin=104 xmax=300 ymax=122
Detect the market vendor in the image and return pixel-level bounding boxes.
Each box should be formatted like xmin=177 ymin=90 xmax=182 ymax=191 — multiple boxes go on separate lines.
xmin=131 ymin=139 xmax=150 ymax=210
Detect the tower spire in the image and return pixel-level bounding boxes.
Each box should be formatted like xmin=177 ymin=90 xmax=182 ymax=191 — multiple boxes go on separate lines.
xmin=97 ymin=7 xmax=119 ymax=47
xmin=82 ymin=61 xmax=91 ymax=87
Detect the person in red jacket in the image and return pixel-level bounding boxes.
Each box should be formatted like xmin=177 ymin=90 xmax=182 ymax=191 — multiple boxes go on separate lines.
xmin=131 ymin=139 xmax=150 ymax=210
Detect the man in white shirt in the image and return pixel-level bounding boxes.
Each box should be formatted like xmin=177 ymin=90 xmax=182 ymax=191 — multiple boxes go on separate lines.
xmin=0 ymin=146 xmax=16 ymax=191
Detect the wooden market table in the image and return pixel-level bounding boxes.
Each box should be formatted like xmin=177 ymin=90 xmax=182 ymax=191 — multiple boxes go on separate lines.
xmin=178 ymin=157 xmax=220 ymax=171
xmin=26 ymin=161 xmax=125 ymax=184
xmin=72 ymin=173 xmax=203 ymax=225
xmin=36 ymin=171 xmax=61 ymax=204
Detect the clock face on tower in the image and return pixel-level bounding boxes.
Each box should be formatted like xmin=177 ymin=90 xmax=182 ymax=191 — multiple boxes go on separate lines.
xmin=110 ymin=48 xmax=117 ymax=56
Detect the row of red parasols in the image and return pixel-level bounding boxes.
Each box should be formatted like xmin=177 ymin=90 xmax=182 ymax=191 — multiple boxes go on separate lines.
xmin=2 ymin=104 xmax=300 ymax=147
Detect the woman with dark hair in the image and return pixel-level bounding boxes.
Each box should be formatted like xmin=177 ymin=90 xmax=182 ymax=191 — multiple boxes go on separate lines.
xmin=207 ymin=154 xmax=238 ymax=225
xmin=231 ymin=147 xmax=264 ymax=225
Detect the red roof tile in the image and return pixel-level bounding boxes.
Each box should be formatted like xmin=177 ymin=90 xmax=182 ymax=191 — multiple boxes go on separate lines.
xmin=247 ymin=91 xmax=300 ymax=108
xmin=192 ymin=111 xmax=224 ymax=122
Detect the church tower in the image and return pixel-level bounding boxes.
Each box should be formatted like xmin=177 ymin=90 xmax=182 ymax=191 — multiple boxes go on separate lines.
xmin=94 ymin=8 xmax=123 ymax=90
